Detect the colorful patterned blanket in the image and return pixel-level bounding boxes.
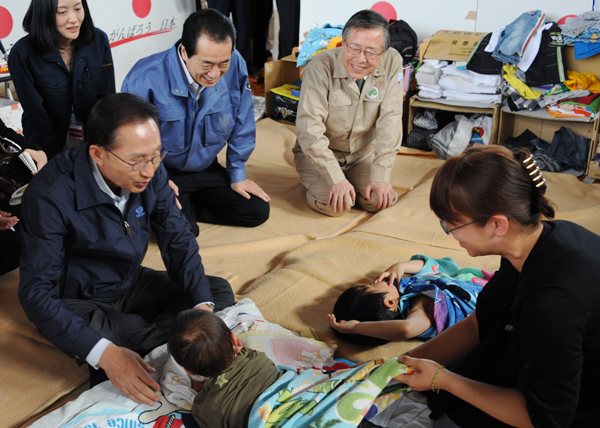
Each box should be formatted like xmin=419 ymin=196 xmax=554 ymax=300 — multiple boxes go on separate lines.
xmin=399 ymin=255 xmax=492 ymax=338
xmin=249 ymin=357 xmax=414 ymax=428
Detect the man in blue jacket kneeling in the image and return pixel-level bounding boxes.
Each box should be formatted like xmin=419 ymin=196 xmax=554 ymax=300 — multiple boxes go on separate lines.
xmin=18 ymin=93 xmax=234 ymax=406
xmin=122 ymin=8 xmax=270 ymax=237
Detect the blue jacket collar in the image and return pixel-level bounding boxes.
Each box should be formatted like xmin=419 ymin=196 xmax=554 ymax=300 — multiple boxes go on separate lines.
xmin=72 ymin=145 xmax=121 ymax=211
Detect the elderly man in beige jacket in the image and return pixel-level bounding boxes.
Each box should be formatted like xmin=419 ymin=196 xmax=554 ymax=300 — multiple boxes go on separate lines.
xmin=294 ymin=9 xmax=403 ymax=216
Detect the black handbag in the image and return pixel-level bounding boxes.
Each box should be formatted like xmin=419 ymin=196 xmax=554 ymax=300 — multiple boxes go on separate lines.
xmin=0 ymin=135 xmax=32 ymax=201
xmin=270 ymin=94 xmax=298 ymax=124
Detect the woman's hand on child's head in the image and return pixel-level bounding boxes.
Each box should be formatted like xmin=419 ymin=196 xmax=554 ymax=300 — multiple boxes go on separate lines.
xmin=328 ymin=314 xmax=359 ymax=333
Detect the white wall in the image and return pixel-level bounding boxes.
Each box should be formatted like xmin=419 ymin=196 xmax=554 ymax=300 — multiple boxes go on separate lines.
xmin=299 ymin=0 xmax=597 ymax=42
xmin=0 ymin=0 xmax=196 ymax=89
xmin=0 ymin=0 xmax=597 ymax=86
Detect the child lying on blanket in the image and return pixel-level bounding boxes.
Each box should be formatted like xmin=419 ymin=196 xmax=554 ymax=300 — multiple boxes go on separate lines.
xmin=169 ymin=308 xmax=416 ymax=428
xmin=168 ymin=309 xmax=282 ymax=428
xmin=328 ymin=255 xmax=491 ymax=345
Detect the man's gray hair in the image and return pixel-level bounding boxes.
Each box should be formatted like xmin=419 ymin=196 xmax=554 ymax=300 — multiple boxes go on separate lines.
xmin=342 ymin=10 xmax=391 ymax=51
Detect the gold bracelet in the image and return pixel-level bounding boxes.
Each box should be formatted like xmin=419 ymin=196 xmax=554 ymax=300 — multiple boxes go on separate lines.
xmin=431 ymin=365 xmax=445 ymax=393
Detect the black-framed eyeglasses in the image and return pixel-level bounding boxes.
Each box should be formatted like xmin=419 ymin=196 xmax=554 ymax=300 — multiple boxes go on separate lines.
xmin=104 ymin=146 xmax=168 ymax=171
xmin=439 ymin=218 xmax=486 ymax=235
xmin=344 ymin=43 xmax=383 ymax=61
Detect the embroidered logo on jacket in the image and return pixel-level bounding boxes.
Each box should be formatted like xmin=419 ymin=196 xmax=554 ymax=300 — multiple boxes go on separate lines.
xmin=217 ymin=115 xmax=231 ymax=130
xmin=135 ymin=206 xmax=146 ymax=218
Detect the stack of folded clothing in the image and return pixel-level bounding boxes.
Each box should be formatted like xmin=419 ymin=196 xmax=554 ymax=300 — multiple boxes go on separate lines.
xmin=415 ymin=59 xmax=447 ymax=99
xmin=437 ymin=64 xmax=502 ymax=104
xmin=561 ymin=11 xmax=600 ymax=60
xmin=416 ymin=60 xmax=502 ymax=104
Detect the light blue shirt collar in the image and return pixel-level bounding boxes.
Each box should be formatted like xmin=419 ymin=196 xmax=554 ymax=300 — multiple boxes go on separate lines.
xmin=89 ymin=156 xmax=130 ymax=214
xmin=178 ymin=44 xmax=204 ymax=100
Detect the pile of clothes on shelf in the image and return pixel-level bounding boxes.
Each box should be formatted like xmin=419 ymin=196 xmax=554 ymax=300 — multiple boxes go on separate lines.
xmin=410 ymin=9 xmax=600 ymax=172
xmin=416 ymin=10 xmax=600 ymax=117
xmin=503 ymin=127 xmax=590 ymax=174
xmin=483 ymin=10 xmax=600 ymax=120
xmin=416 ymin=60 xmax=502 ymax=104
xmin=561 ymin=11 xmax=600 ymax=60
xmin=405 ymin=109 xmax=494 ymax=159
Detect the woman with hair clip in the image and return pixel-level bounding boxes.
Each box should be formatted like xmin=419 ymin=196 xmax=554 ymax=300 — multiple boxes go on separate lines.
xmin=386 ymin=145 xmax=600 ymax=428
xmin=8 ymin=0 xmax=115 ymax=158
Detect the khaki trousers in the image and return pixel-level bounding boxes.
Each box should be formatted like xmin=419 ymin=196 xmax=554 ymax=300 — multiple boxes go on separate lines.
xmin=294 ymin=150 xmax=398 ymax=216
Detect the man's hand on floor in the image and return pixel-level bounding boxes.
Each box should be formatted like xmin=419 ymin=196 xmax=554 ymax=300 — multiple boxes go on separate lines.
xmin=98 ymin=343 xmax=160 ymax=406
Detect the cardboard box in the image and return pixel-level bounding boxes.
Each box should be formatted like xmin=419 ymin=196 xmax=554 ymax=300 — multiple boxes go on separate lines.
xmin=0 ymin=98 xmax=24 ymax=134
xmin=264 ymin=47 xmax=303 ymax=117
xmin=419 ymin=30 xmax=487 ymax=63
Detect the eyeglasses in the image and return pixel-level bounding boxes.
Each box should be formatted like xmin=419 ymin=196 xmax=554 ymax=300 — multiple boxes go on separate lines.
xmin=439 ymin=218 xmax=486 ymax=235
xmin=344 ymin=43 xmax=383 ymax=61
xmin=104 ymin=146 xmax=168 ymax=171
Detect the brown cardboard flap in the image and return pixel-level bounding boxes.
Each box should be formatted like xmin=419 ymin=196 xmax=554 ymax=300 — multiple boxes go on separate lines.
xmin=423 ymin=30 xmax=487 ymax=62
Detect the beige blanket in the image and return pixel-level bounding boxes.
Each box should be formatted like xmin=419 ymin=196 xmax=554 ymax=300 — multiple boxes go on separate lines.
xmin=2 ymin=118 xmax=600 ymax=427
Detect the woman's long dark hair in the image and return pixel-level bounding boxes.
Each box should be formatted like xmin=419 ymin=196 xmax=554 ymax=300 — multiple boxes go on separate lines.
xmin=23 ymin=0 xmax=95 ymax=54
xmin=430 ymin=145 xmax=555 ymax=229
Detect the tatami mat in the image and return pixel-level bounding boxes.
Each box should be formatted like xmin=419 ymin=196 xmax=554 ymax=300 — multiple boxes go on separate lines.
xmin=3 ymin=116 xmax=600 ymax=427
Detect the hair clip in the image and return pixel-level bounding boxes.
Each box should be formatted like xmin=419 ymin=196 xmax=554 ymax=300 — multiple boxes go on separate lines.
xmin=523 ymin=154 xmax=537 ymax=169
xmin=523 ymin=154 xmax=546 ymax=189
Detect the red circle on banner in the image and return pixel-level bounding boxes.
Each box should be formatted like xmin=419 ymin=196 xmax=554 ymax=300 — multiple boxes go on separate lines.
xmin=132 ymin=0 xmax=152 ymax=19
xmin=371 ymin=2 xmax=397 ymax=21
xmin=0 ymin=7 xmax=14 ymax=39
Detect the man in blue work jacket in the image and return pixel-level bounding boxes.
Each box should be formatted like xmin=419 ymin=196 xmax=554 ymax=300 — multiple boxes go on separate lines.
xmin=18 ymin=93 xmax=234 ymax=406
xmin=122 ymin=9 xmax=270 ymax=237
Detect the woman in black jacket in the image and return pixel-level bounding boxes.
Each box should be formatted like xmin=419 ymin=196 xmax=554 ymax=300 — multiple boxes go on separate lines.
xmin=393 ymin=145 xmax=600 ymax=428
xmin=8 ymin=0 xmax=115 ymax=158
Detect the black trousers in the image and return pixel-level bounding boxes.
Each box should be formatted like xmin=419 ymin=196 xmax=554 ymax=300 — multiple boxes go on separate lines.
xmin=251 ymin=0 xmax=273 ymax=69
xmin=0 ymin=201 xmax=21 ymax=276
xmin=207 ymin=0 xmax=252 ymax=65
xmin=168 ymin=159 xmax=269 ymax=236
xmin=66 ymin=267 xmax=233 ymax=386
xmin=276 ymin=0 xmax=300 ymax=58
xmin=65 ymin=267 xmax=234 ymax=358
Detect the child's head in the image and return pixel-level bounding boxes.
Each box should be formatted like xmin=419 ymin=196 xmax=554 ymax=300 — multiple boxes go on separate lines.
xmin=332 ymin=282 xmax=401 ymax=345
xmin=168 ymin=309 xmax=236 ymax=377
